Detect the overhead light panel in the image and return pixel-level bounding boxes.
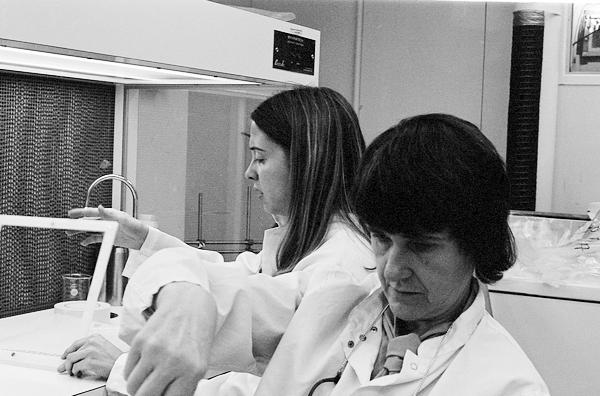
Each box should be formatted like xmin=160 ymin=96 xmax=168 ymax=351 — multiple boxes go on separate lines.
xmin=0 ymin=46 xmax=260 ymax=85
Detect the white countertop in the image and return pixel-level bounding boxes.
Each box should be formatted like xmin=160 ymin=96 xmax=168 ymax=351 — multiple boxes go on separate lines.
xmin=0 ymin=305 xmax=126 ymax=396
xmin=489 ymin=266 xmax=600 ymax=302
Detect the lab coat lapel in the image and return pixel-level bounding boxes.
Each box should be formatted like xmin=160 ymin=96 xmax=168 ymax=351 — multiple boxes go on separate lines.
xmin=259 ymin=225 xmax=286 ymax=275
xmin=340 ymin=290 xmax=386 ymax=385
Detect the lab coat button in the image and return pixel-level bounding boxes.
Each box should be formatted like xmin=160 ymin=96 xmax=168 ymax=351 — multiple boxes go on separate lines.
xmin=347 ymin=340 xmax=355 ymax=348
xmin=359 ymin=334 xmax=367 ymax=341
xmin=410 ymin=363 xmax=418 ymax=370
xmin=371 ymin=326 xmax=378 ymax=332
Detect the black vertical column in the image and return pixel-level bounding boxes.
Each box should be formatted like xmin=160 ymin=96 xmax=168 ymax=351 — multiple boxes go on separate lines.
xmin=506 ymin=10 xmax=544 ymax=210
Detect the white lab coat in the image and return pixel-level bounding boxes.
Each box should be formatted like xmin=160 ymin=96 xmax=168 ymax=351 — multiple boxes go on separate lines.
xmin=107 ymin=218 xmax=375 ymax=395
xmin=258 ymin=285 xmax=551 ymax=396
xmin=116 ymin=244 xmax=549 ymax=396
xmin=123 ymin=222 xmax=286 ymax=278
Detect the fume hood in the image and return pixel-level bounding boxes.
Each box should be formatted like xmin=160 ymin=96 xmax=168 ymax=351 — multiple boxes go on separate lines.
xmin=0 ymin=0 xmax=320 ymax=86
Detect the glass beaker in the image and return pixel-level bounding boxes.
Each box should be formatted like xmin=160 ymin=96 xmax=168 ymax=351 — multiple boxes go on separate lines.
xmin=61 ymin=273 xmax=92 ymax=301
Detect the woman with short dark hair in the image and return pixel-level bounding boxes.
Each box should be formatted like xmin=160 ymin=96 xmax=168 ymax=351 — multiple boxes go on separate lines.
xmin=353 ymin=113 xmax=516 ymax=284
xmin=116 ymin=113 xmax=549 ymax=396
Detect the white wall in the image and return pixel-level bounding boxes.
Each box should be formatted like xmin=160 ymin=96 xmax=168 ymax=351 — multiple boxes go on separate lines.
xmin=359 ymin=1 xmax=487 ymax=142
xmin=482 ymin=2 xmax=514 ymax=159
xmin=552 ymin=85 xmax=600 ymax=213
xmin=358 ymin=1 xmax=512 ymax=150
xmin=132 ymin=1 xmax=517 ymax=237
xmin=534 ymin=3 xmax=600 ymax=214
xmin=491 ymin=292 xmax=600 ymax=396
xmin=224 ymin=1 xmax=513 ymax=154
xmin=185 ymin=92 xmax=273 ymax=244
xmin=135 ymin=90 xmax=188 ymax=239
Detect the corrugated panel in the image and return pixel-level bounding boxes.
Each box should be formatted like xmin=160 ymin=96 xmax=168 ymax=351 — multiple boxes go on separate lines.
xmin=0 ymin=71 xmax=115 ymax=317
xmin=506 ymin=21 xmax=544 ymax=210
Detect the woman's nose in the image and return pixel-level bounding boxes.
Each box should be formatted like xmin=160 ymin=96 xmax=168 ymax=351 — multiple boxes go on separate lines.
xmin=244 ymin=162 xmax=257 ymax=181
xmin=383 ymin=245 xmax=413 ymax=280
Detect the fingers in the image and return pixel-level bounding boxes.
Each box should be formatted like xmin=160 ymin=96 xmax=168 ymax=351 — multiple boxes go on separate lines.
xmin=66 ymin=207 xmax=102 ymax=243
xmin=123 ymin=347 xmax=141 ymax=380
xmin=68 ymin=207 xmax=100 ymax=219
xmin=60 ymin=349 xmax=85 ymax=376
xmin=58 ymin=338 xmax=86 ymax=374
xmin=81 ymin=234 xmax=104 ymax=246
xmin=97 ymin=204 xmax=110 ymax=219
xmin=70 ymin=359 xmax=97 ymax=378
xmin=125 ymin=352 xmax=154 ymax=396
xmin=61 ymin=337 xmax=88 ymax=359
xmin=65 ymin=230 xmax=86 ymax=237
xmin=135 ymin=373 xmax=179 ymax=396
xmin=64 ymin=231 xmax=103 ymax=246
xmin=57 ymin=361 xmax=67 ymax=373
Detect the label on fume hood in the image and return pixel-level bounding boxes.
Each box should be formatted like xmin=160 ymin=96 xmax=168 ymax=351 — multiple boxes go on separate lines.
xmin=273 ymin=30 xmax=315 ymax=75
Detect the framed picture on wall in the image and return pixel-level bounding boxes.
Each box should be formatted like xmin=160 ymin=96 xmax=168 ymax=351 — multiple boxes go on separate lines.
xmin=569 ymin=3 xmax=600 ymax=73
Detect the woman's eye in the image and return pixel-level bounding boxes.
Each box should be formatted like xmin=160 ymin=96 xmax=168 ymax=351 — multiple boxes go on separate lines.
xmin=408 ymin=241 xmax=434 ymax=253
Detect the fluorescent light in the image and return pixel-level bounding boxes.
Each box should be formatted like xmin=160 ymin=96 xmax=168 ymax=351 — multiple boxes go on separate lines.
xmin=0 ymin=46 xmax=259 ymax=85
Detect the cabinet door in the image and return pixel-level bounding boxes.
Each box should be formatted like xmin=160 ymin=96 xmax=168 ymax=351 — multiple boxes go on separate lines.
xmin=490 ymin=291 xmax=600 ymax=396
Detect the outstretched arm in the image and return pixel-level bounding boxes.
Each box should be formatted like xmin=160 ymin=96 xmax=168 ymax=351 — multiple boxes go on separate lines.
xmin=116 ymin=247 xmax=308 ymax=395
xmin=67 ymin=205 xmax=149 ymax=249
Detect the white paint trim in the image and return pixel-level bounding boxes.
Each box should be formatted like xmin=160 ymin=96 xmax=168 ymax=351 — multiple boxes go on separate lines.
xmin=536 ymin=4 xmax=565 ymax=211
xmin=124 ymin=89 xmax=139 ymax=216
xmin=0 ymin=215 xmax=118 ymax=337
xmin=234 ymin=99 xmax=248 ymax=240
xmin=353 ymin=0 xmax=364 ymax=113
xmin=112 ymin=84 xmax=125 ymax=211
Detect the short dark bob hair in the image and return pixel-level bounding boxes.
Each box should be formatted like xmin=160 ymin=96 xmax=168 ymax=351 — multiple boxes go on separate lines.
xmin=353 ymin=113 xmax=515 ymax=283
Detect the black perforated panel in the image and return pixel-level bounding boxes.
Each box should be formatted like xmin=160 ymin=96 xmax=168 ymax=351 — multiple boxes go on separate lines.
xmin=0 ymin=71 xmax=115 ymax=317
xmin=506 ymin=22 xmax=544 ymax=210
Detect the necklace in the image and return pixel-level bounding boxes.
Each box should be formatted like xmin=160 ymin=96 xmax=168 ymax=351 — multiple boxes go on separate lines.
xmin=307 ymin=298 xmax=456 ymax=396
xmin=307 ymin=302 xmax=389 ymax=396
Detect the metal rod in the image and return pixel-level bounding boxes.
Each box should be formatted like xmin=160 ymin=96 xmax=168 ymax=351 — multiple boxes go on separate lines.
xmin=184 ymin=239 xmax=263 ymax=245
xmin=197 ymin=192 xmax=204 ymax=244
xmin=245 ymin=186 xmax=252 ymax=241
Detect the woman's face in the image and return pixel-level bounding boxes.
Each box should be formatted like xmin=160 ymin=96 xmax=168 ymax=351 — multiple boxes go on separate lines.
xmin=244 ymin=122 xmax=292 ymax=223
xmin=371 ymin=229 xmax=474 ymax=332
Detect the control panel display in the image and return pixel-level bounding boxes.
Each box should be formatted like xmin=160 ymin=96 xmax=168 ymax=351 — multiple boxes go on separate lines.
xmin=273 ymin=30 xmax=315 ymax=75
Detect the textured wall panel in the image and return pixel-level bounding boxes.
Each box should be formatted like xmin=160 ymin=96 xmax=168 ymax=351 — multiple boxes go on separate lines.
xmin=506 ymin=11 xmax=544 ymax=210
xmin=0 ymin=72 xmax=115 ymax=317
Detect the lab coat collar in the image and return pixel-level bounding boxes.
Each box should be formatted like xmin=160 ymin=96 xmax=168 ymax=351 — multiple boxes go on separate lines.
xmin=339 ymin=279 xmax=486 ymax=387
xmin=259 ymin=225 xmax=287 ymax=275
xmin=259 ymin=215 xmax=362 ymax=276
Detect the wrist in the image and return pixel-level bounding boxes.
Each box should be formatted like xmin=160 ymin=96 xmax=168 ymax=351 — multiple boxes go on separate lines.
xmin=156 ymin=282 xmax=205 ymax=308
xmin=132 ymin=223 xmax=150 ymax=250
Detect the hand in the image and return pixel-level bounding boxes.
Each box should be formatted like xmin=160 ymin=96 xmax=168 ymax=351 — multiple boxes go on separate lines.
xmin=67 ymin=205 xmax=149 ymax=250
xmin=57 ymin=334 xmax=123 ymax=379
xmin=124 ymin=282 xmax=217 ymax=396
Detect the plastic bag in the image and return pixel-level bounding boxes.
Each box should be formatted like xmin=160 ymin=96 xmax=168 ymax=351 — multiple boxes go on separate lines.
xmin=509 ymin=215 xmax=600 ymax=286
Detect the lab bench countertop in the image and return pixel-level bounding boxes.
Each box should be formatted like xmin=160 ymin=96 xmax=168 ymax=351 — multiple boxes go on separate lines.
xmin=489 ymin=269 xmax=600 ymax=303
xmin=0 ymin=305 xmax=125 ymax=396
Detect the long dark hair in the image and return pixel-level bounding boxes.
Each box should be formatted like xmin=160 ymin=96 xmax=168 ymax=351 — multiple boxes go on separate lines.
xmin=251 ymin=86 xmax=367 ymax=274
xmin=353 ymin=113 xmax=515 ymax=283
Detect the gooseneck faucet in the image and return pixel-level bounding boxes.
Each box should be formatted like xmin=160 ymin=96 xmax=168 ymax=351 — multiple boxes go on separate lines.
xmin=85 ymin=173 xmax=138 ymax=306
xmin=86 ymin=174 xmax=138 ymax=219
